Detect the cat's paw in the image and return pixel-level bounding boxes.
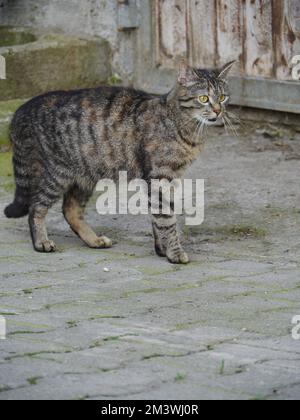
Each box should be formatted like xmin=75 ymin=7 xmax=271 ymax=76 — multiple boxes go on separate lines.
xmin=90 ymin=236 xmax=112 ymax=249
xmin=167 ymin=250 xmax=190 ymax=265
xmin=34 ymin=240 xmax=57 ymax=253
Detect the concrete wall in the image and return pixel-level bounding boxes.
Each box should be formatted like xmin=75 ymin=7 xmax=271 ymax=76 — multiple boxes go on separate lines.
xmin=0 ymin=0 xmax=137 ymax=84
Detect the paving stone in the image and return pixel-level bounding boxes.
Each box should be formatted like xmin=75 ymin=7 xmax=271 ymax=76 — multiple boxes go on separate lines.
xmin=0 ymin=126 xmax=299 ymax=400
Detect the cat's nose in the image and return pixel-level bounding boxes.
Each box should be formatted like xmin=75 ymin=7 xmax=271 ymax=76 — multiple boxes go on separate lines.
xmin=213 ymin=108 xmax=221 ymax=116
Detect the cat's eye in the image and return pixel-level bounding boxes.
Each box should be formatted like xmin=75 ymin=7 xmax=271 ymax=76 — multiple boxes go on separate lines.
xmin=219 ymin=94 xmax=227 ymax=102
xmin=199 ymin=95 xmax=209 ymax=104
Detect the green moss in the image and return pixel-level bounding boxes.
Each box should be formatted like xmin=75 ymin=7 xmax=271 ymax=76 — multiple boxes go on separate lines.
xmin=9 ymin=319 xmax=53 ymax=330
xmin=0 ymin=385 xmax=12 ymax=393
xmin=3 ymin=182 xmax=15 ymax=193
xmin=0 ymin=99 xmax=27 ymax=148
xmin=103 ymin=336 xmax=121 ymax=342
xmin=21 ymin=285 xmax=52 ymax=296
xmin=142 ymin=353 xmax=164 ymax=361
xmin=251 ymin=395 xmax=268 ymax=401
xmin=0 ymin=27 xmax=37 ymax=47
xmin=1 ymin=35 xmax=110 ymax=101
xmin=0 ymin=126 xmax=10 ymax=148
xmin=74 ymin=395 xmax=90 ymax=401
xmin=26 ymin=376 xmax=42 ymax=385
xmin=89 ymin=340 xmax=103 ymax=349
xmin=142 ymin=352 xmax=184 ymax=360
xmin=6 ymin=349 xmax=72 ymax=361
xmin=206 ymin=275 xmax=230 ymax=282
xmin=0 ymin=99 xmax=26 ymax=117
xmin=66 ymin=321 xmax=78 ymax=328
xmin=175 ymin=373 xmax=187 ymax=382
xmin=122 ymin=287 xmax=161 ymax=298
xmin=138 ymin=266 xmax=181 ymax=277
xmin=219 ymin=360 xmax=226 ymax=375
xmin=0 ymin=312 xmax=17 ymax=316
xmin=107 ymin=73 xmax=122 ymax=86
xmin=78 ymin=262 xmax=87 ymax=268
xmin=186 ymin=224 xmax=267 ymax=240
xmin=9 ymin=330 xmax=46 ymax=336
xmin=172 ymin=321 xmax=202 ymax=331
xmin=0 ymin=152 xmax=12 ymax=176
xmin=222 ymin=225 xmax=267 ymax=238
xmin=23 ymin=289 xmax=33 ymax=295
xmin=88 ymin=315 xmax=125 ymax=320
xmin=0 ymin=152 xmax=14 ymax=192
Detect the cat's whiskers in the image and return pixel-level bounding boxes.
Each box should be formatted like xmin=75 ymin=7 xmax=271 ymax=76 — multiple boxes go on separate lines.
xmin=195 ymin=118 xmax=207 ymax=142
xmin=223 ymin=114 xmax=233 ymax=134
xmin=223 ymin=114 xmax=238 ymax=138
xmin=190 ymin=120 xmax=201 ymax=143
xmin=227 ymin=115 xmax=243 ymax=127
xmin=226 ymin=110 xmax=241 ymax=120
xmin=196 ymin=121 xmax=203 ymax=141
xmin=225 ymin=111 xmax=245 ymax=130
xmin=227 ymin=116 xmax=239 ymax=137
xmin=199 ymin=119 xmax=206 ymax=139
xmin=222 ymin=117 xmax=229 ymax=135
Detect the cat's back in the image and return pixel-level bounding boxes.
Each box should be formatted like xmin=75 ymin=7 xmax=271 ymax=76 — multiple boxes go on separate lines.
xmin=12 ymin=85 xmax=155 ymax=127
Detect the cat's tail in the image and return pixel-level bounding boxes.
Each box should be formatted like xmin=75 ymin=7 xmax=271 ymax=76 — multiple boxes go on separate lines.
xmin=4 ymin=144 xmax=30 ymax=219
xmin=4 ymin=185 xmax=30 ymax=218
xmin=4 ymin=108 xmax=31 ymax=219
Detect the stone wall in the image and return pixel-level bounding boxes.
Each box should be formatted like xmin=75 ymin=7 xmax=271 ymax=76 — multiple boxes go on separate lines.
xmin=0 ymin=0 xmax=136 ymax=84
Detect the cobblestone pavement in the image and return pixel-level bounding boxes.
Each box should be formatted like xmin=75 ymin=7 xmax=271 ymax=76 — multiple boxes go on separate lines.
xmin=0 ymin=123 xmax=300 ymax=400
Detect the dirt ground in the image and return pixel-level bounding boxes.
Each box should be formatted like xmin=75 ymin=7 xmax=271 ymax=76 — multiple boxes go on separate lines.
xmin=0 ymin=118 xmax=299 ymax=400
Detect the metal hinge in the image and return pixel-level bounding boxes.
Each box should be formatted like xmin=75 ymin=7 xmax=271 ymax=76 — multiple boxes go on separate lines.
xmin=118 ymin=0 xmax=139 ymax=31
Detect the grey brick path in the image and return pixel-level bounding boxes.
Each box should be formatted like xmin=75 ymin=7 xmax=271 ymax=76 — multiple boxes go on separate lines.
xmin=0 ymin=124 xmax=300 ymax=400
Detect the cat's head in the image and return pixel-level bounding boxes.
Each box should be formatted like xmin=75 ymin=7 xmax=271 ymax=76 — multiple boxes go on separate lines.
xmin=176 ymin=61 xmax=236 ymax=126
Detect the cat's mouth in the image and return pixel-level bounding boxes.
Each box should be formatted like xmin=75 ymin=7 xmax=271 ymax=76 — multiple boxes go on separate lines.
xmin=195 ymin=115 xmax=221 ymax=126
xmin=205 ymin=117 xmax=220 ymax=126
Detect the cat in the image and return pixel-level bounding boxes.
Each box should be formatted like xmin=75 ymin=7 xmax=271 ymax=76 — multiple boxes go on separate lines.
xmin=4 ymin=61 xmax=235 ymax=264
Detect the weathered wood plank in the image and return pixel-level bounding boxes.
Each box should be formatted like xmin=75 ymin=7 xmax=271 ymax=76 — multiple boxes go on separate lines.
xmin=216 ymin=0 xmax=243 ymax=75
xmin=187 ymin=0 xmax=216 ymax=68
xmin=149 ymin=0 xmax=300 ymax=95
xmin=243 ymin=0 xmax=274 ymax=78
xmin=155 ymin=0 xmax=188 ymax=69
xmin=273 ymin=0 xmax=300 ymax=80
xmin=230 ymin=76 xmax=300 ymax=113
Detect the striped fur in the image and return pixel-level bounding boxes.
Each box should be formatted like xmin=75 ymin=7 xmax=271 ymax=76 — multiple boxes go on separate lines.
xmin=5 ymin=62 xmax=234 ymax=263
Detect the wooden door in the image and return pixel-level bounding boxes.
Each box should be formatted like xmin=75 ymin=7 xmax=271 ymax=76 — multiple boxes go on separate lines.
xmin=135 ymin=0 xmax=300 ymax=113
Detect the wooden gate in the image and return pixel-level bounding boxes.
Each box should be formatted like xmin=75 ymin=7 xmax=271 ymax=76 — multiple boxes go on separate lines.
xmin=134 ymin=0 xmax=300 ymax=113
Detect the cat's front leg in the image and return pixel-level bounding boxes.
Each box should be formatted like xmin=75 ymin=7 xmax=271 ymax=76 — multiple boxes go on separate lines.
xmin=149 ymin=174 xmax=190 ymax=264
xmin=152 ymin=220 xmax=167 ymax=257
xmin=151 ymin=214 xmax=190 ymax=265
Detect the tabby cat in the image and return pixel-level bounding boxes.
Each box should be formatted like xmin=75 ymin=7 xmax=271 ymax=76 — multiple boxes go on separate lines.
xmin=4 ymin=61 xmax=235 ymax=264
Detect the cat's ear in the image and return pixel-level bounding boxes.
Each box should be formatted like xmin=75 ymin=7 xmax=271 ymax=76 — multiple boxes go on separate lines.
xmin=178 ymin=61 xmax=199 ymax=86
xmin=218 ymin=61 xmax=236 ymax=79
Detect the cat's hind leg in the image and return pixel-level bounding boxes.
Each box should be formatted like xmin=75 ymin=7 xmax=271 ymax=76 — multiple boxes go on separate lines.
xmin=29 ymin=205 xmax=57 ymax=253
xmin=29 ymin=170 xmax=69 ymax=252
xmin=63 ymin=186 xmax=112 ymax=249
